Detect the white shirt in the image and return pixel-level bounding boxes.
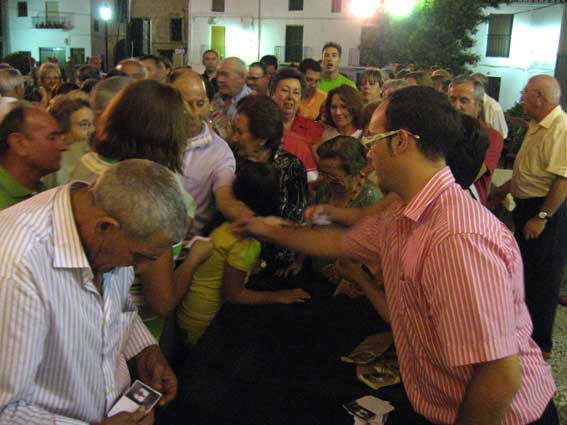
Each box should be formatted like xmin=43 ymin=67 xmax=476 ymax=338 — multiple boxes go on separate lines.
xmin=483 ymin=94 xmax=508 ymax=139
xmin=0 ymin=96 xmax=19 ymax=124
xmin=0 ymin=184 xmax=156 ymax=425
xmin=322 ymin=127 xmax=363 ymax=142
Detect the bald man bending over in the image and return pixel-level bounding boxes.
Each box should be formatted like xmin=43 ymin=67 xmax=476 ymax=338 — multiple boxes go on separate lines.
xmin=172 ymin=70 xmax=252 ymax=236
xmin=491 ymin=75 xmax=567 ymax=358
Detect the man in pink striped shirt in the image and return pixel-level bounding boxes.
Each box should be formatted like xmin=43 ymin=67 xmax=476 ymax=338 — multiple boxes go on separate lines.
xmin=234 ymin=87 xmax=557 ymax=424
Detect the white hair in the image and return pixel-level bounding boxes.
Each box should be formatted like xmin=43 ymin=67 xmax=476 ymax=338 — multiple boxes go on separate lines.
xmin=90 ymin=76 xmax=134 ymax=114
xmin=0 ymin=68 xmax=23 ymax=96
xmin=222 ymin=57 xmax=247 ymax=75
xmin=93 ymin=159 xmax=188 ymax=243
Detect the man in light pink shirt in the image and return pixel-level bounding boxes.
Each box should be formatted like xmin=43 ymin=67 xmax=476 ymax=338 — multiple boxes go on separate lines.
xmin=234 ymin=87 xmax=557 ymax=424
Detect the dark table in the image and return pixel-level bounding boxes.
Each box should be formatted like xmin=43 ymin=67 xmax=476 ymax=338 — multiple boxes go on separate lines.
xmin=159 ymin=271 xmax=428 ymax=425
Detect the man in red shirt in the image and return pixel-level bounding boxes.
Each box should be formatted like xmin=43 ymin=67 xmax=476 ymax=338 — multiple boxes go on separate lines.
xmin=235 ymin=87 xmax=557 ymax=425
xmin=449 ymin=75 xmax=504 ymax=205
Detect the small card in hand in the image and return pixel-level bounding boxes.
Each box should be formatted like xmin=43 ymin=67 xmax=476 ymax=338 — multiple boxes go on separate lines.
xmin=107 ymin=380 xmax=162 ymax=417
xmin=343 ymin=401 xmax=376 ymax=421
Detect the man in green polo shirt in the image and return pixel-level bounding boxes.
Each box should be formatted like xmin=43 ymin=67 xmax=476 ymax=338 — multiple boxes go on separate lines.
xmin=317 ymin=41 xmax=357 ymax=93
xmin=0 ymin=105 xmax=66 ymax=209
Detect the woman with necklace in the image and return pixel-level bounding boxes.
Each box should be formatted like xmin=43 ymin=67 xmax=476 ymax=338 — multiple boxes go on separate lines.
xmin=311 ymin=135 xmax=382 ymax=287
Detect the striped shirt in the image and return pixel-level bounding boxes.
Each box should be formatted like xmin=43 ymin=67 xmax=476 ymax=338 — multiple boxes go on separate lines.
xmin=0 ymin=184 xmax=157 ymax=425
xmin=343 ymin=167 xmax=555 ymax=424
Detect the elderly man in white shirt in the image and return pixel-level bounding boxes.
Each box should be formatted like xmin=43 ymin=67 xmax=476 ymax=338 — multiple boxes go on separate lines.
xmin=0 ymin=159 xmax=186 ymax=425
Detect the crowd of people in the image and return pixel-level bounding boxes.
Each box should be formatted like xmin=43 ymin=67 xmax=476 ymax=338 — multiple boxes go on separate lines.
xmin=0 ymin=40 xmax=565 ymax=425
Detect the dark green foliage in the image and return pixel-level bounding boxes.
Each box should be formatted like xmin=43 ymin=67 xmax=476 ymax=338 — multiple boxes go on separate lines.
xmin=360 ymin=0 xmax=511 ymax=74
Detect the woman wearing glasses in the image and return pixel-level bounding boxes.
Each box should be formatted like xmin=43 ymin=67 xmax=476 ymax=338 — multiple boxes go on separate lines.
xmin=44 ymin=96 xmax=95 ymax=187
xmin=312 ymin=135 xmax=382 ymax=287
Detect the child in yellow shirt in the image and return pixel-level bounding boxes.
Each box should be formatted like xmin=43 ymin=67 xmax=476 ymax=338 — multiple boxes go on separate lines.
xmin=177 ymin=161 xmax=311 ymax=346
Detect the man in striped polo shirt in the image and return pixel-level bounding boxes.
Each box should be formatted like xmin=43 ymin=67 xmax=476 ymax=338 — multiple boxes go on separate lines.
xmin=234 ymin=87 xmax=557 ymax=424
xmin=0 ymin=160 xmax=185 ymax=424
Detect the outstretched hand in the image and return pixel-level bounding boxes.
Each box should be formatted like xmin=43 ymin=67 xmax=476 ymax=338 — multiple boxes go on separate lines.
xmin=275 ymin=288 xmax=311 ymax=304
xmin=232 ymin=216 xmax=291 ymax=240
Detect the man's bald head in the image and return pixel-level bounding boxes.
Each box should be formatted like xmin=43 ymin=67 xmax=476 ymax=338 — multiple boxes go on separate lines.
xmin=171 ymin=70 xmax=210 ymax=122
xmin=529 ymin=75 xmax=561 ymax=105
xmin=521 ymin=74 xmax=561 ymax=121
xmin=116 ymin=59 xmax=147 ymax=80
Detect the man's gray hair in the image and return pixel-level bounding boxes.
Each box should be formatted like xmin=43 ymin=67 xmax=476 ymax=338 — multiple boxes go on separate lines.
xmin=90 ymin=76 xmax=134 ymax=114
xmin=0 ymin=68 xmax=23 ymax=96
xmin=221 ymin=57 xmax=247 ymax=76
xmin=93 ymin=159 xmax=188 ymax=243
xmin=452 ymin=75 xmax=485 ymax=103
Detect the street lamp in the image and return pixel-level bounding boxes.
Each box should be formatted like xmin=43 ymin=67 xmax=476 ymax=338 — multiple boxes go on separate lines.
xmin=99 ymin=3 xmax=112 ymax=72
xmin=349 ymin=0 xmax=380 ymax=19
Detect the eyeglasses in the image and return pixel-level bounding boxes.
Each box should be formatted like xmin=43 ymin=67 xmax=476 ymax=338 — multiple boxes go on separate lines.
xmin=75 ymin=120 xmax=94 ymax=130
xmin=361 ymin=129 xmax=420 ymax=149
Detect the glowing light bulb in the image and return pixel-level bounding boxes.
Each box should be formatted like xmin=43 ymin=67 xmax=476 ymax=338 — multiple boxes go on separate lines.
xmin=99 ymin=5 xmax=111 ymax=21
xmin=350 ymin=0 xmax=380 ymax=19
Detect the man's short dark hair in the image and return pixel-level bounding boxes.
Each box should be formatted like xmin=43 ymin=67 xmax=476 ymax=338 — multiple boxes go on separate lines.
xmin=322 ymin=42 xmax=342 ymax=57
xmin=299 ymin=58 xmax=321 ymax=74
xmin=202 ymin=49 xmax=218 ymax=59
xmin=249 ymin=62 xmax=266 ymax=74
xmin=269 ymin=67 xmax=306 ymax=97
xmin=77 ymin=65 xmax=101 ymax=83
xmin=139 ymin=54 xmax=165 ymax=67
xmin=385 ymin=86 xmax=461 ymax=162
xmin=260 ymin=55 xmax=278 ymax=70
xmin=0 ymin=105 xmax=27 ymax=157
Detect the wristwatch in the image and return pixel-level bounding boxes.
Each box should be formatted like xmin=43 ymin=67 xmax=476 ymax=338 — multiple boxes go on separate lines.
xmin=537 ymin=211 xmax=550 ymax=220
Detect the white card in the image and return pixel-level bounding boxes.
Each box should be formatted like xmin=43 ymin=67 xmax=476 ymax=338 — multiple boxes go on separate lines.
xmin=107 ymin=380 xmax=162 ymax=417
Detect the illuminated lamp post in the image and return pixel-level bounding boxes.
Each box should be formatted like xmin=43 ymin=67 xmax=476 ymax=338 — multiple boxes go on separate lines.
xmin=99 ymin=4 xmax=112 ymax=72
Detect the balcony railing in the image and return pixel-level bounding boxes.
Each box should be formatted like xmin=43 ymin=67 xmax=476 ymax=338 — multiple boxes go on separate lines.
xmin=32 ymin=13 xmax=74 ymax=30
xmin=486 ymin=35 xmax=512 ymax=58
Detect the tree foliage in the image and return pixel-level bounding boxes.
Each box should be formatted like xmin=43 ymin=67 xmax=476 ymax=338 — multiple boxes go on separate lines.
xmin=360 ymin=0 xmax=510 ymax=74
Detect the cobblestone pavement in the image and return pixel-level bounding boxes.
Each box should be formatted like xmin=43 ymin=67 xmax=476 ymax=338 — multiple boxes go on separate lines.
xmin=551 ymin=305 xmax=567 ymax=422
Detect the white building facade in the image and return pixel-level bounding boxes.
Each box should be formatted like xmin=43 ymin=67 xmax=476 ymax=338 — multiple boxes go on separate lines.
xmin=2 ymin=0 xmax=122 ymax=68
xmin=471 ymin=1 xmax=566 ymax=110
xmin=187 ymin=0 xmax=368 ymax=72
